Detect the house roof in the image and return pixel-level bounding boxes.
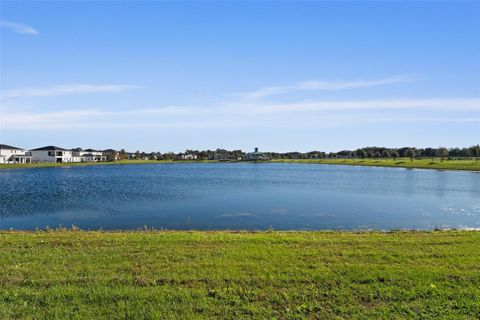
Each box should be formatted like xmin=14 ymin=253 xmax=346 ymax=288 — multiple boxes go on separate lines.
xmin=84 ymin=148 xmax=100 ymax=152
xmin=30 ymin=145 xmax=68 ymax=151
xmin=10 ymin=154 xmax=32 ymax=158
xmin=0 ymin=144 xmax=24 ymax=150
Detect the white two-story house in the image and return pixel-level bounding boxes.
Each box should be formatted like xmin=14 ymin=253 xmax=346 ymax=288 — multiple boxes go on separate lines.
xmin=0 ymin=144 xmax=32 ymax=164
xmin=83 ymin=149 xmax=106 ymax=162
xmin=71 ymin=148 xmax=106 ymax=162
xmin=30 ymin=146 xmax=81 ymax=163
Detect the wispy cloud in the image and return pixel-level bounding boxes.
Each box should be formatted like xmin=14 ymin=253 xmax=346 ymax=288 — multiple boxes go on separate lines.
xmin=0 ymin=107 xmax=199 ymax=129
xmin=2 ymin=98 xmax=478 ymax=129
xmin=244 ymin=75 xmax=416 ymax=99
xmin=0 ymin=20 xmax=39 ymax=35
xmin=2 ymin=84 xmax=141 ymax=99
xmin=242 ymin=98 xmax=480 ymax=114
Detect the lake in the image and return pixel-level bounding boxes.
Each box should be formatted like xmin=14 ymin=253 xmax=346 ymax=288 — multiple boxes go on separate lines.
xmin=0 ymin=163 xmax=479 ymax=230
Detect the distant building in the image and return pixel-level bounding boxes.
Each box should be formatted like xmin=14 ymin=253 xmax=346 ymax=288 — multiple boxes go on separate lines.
xmin=82 ymin=149 xmax=106 ymax=162
xmin=81 ymin=153 xmax=105 ymax=162
xmin=246 ymin=147 xmax=269 ymax=161
xmin=30 ymin=146 xmax=106 ymax=163
xmin=181 ymin=154 xmax=198 ymax=160
xmin=72 ymin=148 xmax=107 ymax=162
xmin=31 ymin=146 xmax=80 ymax=163
xmin=0 ymin=144 xmax=32 ymax=164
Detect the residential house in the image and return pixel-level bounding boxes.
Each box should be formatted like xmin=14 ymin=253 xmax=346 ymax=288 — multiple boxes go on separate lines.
xmin=181 ymin=153 xmax=198 ymax=160
xmin=30 ymin=146 xmax=81 ymax=163
xmin=83 ymin=149 xmax=106 ymax=162
xmin=0 ymin=144 xmax=32 ymax=164
xmin=71 ymin=148 xmax=106 ymax=162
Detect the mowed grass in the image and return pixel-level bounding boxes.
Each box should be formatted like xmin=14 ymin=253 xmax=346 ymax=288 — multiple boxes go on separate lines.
xmin=271 ymin=158 xmax=480 ymax=171
xmin=1 ymin=158 xmax=479 ymax=171
xmin=0 ymin=159 xmax=185 ymax=170
xmin=1 ymin=231 xmax=479 ymax=319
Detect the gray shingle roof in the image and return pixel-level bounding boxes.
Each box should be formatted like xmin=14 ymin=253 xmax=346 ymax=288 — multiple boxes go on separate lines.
xmin=30 ymin=145 xmax=68 ymax=151
xmin=0 ymin=144 xmax=24 ymax=150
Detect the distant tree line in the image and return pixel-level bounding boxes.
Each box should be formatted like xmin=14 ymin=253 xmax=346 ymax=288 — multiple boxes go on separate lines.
xmin=267 ymin=146 xmax=480 ymax=162
xmin=103 ymin=145 xmax=480 ymax=162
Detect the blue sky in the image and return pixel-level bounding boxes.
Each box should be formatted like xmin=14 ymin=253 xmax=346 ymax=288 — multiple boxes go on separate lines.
xmin=1 ymin=1 xmax=479 ymax=152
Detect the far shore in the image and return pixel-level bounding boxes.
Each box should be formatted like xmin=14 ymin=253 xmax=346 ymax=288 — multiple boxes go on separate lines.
xmin=0 ymin=158 xmax=479 ymax=171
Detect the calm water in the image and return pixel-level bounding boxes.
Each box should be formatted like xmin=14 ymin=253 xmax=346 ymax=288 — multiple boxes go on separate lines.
xmin=0 ymin=163 xmax=479 ymax=230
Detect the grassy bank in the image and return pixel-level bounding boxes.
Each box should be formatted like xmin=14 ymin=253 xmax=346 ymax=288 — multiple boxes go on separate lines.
xmin=0 ymin=159 xmax=209 ymax=170
xmin=1 ymin=231 xmax=479 ymax=319
xmin=271 ymin=158 xmax=480 ymax=171
xmin=1 ymin=158 xmax=479 ymax=171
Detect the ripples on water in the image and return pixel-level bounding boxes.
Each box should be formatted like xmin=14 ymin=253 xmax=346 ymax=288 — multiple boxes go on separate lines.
xmin=0 ymin=163 xmax=479 ymax=230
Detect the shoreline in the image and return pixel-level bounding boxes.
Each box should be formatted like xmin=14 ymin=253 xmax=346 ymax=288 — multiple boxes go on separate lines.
xmin=2 ymin=227 xmax=480 ymax=233
xmin=1 ymin=158 xmax=479 ymax=171
xmin=270 ymin=158 xmax=480 ymax=172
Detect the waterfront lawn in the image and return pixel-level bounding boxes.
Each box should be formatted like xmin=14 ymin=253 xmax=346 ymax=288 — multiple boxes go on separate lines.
xmin=1 ymin=158 xmax=479 ymax=171
xmin=0 ymin=159 xmax=175 ymax=169
xmin=1 ymin=231 xmax=479 ymax=319
xmin=271 ymin=158 xmax=480 ymax=171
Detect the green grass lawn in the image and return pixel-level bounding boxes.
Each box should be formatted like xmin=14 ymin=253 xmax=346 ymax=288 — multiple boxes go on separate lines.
xmin=1 ymin=230 xmax=479 ymax=319
xmin=1 ymin=158 xmax=478 ymax=171
xmin=0 ymin=159 xmax=222 ymax=170
xmin=271 ymin=158 xmax=480 ymax=171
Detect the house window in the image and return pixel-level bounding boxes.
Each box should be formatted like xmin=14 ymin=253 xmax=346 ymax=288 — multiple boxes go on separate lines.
xmin=48 ymin=151 xmax=54 ymax=156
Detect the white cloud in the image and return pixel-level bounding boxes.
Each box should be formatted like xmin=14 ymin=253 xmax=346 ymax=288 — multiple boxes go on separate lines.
xmin=1 ymin=107 xmax=195 ymax=127
xmin=0 ymin=20 xmax=39 ymax=35
xmin=244 ymin=75 xmax=416 ymax=99
xmin=2 ymin=84 xmax=140 ymax=99
xmin=0 ymin=107 xmax=205 ymax=129
xmin=2 ymin=98 xmax=478 ymax=130
xmin=242 ymin=98 xmax=480 ymax=114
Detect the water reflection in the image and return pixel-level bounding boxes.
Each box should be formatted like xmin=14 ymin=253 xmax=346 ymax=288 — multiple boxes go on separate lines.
xmin=0 ymin=163 xmax=479 ymax=230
